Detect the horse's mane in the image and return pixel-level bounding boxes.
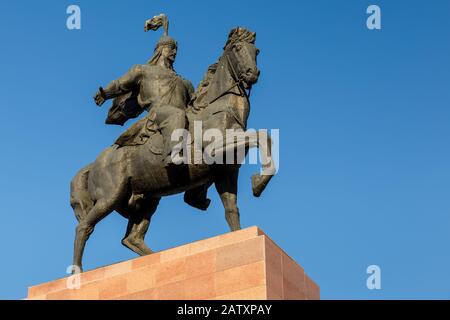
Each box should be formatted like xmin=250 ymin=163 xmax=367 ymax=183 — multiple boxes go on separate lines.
xmin=188 ymin=27 xmax=256 ymax=112
xmin=223 ymin=27 xmax=256 ymax=50
xmin=188 ymin=62 xmax=219 ymax=111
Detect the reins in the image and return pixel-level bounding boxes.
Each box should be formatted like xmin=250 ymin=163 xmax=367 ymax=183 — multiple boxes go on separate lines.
xmin=207 ymin=51 xmax=249 ymax=105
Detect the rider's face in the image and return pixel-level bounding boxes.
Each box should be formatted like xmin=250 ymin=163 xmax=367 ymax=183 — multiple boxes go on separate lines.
xmin=162 ymin=45 xmax=177 ymax=63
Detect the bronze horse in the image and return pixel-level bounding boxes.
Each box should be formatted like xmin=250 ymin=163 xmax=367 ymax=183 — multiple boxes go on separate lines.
xmin=70 ymin=28 xmax=276 ymax=272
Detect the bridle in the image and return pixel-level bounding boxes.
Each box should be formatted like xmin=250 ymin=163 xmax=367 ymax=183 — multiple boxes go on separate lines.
xmin=207 ymin=46 xmax=252 ymax=105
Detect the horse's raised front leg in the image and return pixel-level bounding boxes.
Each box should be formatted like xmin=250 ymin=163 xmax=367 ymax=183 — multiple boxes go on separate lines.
xmin=121 ymin=197 xmax=160 ymax=256
xmin=221 ymin=129 xmax=276 ymax=198
xmin=215 ymin=167 xmax=241 ymax=231
xmin=250 ymin=130 xmax=276 ymax=197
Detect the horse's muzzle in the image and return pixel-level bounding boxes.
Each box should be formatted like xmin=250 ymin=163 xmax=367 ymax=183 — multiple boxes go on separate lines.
xmin=243 ymin=68 xmax=260 ymax=88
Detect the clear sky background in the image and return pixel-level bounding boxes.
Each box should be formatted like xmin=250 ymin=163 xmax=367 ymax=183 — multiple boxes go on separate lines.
xmin=0 ymin=0 xmax=449 ymax=300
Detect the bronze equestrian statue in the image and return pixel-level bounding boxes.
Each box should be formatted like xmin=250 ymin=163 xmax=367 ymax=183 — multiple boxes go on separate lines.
xmin=70 ymin=14 xmax=276 ymax=272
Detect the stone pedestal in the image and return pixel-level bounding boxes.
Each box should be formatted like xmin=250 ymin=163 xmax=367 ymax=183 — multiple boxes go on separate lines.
xmin=28 ymin=227 xmax=320 ymax=300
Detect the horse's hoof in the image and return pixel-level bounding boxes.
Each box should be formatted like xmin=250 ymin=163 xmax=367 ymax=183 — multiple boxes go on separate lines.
xmin=252 ymin=174 xmax=263 ymax=197
xmin=252 ymin=174 xmax=273 ymax=197
xmin=71 ymin=265 xmax=83 ymax=275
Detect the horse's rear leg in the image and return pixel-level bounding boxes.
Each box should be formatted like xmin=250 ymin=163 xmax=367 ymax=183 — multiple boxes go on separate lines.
xmin=215 ymin=167 xmax=241 ymax=231
xmin=122 ymin=197 xmax=160 ymax=256
xmin=73 ymin=177 xmax=127 ymax=273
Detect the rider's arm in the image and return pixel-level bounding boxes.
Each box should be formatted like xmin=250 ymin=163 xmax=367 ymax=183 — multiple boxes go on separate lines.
xmin=102 ymin=65 xmax=143 ymax=99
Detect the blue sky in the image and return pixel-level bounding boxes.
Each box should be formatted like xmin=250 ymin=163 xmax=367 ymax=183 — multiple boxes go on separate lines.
xmin=0 ymin=0 xmax=449 ymax=300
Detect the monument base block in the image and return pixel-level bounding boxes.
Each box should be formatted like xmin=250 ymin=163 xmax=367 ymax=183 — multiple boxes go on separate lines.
xmin=28 ymin=227 xmax=320 ymax=300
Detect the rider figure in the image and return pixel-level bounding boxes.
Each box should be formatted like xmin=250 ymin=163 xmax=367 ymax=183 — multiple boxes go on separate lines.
xmin=94 ymin=15 xmax=193 ymax=166
xmin=93 ymin=14 xmax=210 ymax=210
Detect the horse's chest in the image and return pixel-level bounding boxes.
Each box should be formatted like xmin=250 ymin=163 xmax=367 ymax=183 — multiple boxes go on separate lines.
xmin=228 ymin=95 xmax=249 ymax=129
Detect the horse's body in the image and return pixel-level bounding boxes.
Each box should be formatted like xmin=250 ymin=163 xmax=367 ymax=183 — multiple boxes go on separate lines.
xmin=70 ymin=28 xmax=275 ymax=272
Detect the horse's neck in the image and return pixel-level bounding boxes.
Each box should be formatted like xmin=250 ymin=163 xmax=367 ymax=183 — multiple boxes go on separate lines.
xmin=190 ymin=54 xmax=250 ymax=129
xmin=205 ymin=56 xmax=240 ymax=104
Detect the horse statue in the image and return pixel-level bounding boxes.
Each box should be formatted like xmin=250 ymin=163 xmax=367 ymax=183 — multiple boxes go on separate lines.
xmin=70 ymin=26 xmax=276 ymax=272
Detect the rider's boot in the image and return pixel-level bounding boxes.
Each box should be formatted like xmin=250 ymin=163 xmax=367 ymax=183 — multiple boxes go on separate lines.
xmin=128 ymin=193 xmax=145 ymax=211
xmin=184 ymin=185 xmax=211 ymax=211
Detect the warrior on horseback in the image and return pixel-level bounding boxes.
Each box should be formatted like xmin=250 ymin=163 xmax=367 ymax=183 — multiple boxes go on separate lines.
xmin=70 ymin=14 xmax=275 ymax=273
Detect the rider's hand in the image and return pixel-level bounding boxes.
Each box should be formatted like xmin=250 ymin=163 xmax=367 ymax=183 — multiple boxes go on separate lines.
xmin=94 ymin=87 xmax=106 ymax=106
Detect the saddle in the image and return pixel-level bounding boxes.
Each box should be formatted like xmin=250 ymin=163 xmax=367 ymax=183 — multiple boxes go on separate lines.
xmin=114 ymin=104 xmax=245 ymax=155
xmin=114 ymin=111 xmax=163 ymax=155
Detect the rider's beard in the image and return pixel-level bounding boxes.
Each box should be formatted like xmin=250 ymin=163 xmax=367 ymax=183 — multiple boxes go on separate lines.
xmin=148 ymin=47 xmax=174 ymax=70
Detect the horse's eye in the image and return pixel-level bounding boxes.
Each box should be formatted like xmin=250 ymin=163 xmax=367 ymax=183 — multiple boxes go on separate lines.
xmin=234 ymin=44 xmax=242 ymax=51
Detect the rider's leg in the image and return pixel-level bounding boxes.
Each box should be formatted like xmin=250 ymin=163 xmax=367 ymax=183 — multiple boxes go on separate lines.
xmin=184 ymin=183 xmax=212 ymax=211
xmin=155 ymin=106 xmax=186 ymax=165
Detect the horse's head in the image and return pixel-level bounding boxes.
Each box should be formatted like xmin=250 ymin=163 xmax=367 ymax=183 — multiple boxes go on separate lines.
xmin=224 ymin=27 xmax=260 ymax=89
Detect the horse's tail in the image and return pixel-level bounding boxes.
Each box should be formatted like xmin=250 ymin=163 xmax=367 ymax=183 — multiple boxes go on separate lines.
xmin=70 ymin=164 xmax=94 ymax=222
